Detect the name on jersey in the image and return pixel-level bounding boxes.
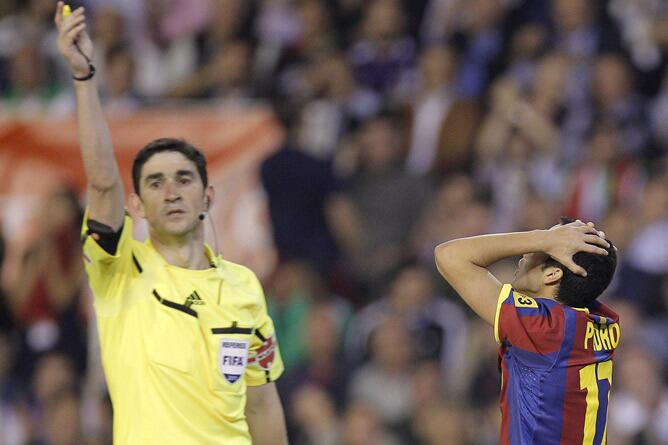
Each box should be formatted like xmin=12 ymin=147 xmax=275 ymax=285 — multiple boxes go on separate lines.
xmin=584 ymin=321 xmax=620 ymax=351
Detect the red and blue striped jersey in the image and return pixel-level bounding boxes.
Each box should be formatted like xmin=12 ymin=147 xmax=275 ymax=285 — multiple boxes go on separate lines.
xmin=494 ymin=284 xmax=620 ymax=445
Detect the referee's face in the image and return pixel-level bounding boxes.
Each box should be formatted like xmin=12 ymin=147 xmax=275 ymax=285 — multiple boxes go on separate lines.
xmin=136 ymin=151 xmax=207 ymax=237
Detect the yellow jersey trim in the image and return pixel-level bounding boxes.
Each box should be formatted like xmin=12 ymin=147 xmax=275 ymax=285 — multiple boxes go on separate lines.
xmin=494 ymin=284 xmax=511 ymax=344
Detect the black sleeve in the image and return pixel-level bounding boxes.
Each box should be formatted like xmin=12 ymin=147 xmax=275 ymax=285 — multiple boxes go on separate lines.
xmin=86 ymin=219 xmax=124 ymax=255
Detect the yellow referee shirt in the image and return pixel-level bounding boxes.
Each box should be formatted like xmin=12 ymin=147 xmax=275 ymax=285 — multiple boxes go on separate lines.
xmin=82 ymin=213 xmax=284 ymax=445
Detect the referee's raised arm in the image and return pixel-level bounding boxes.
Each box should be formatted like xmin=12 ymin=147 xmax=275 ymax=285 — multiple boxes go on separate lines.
xmin=55 ymin=2 xmax=125 ymax=231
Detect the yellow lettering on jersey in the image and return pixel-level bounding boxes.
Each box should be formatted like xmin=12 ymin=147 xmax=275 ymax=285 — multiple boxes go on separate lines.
xmin=609 ymin=323 xmax=621 ymax=348
xmin=593 ymin=329 xmax=602 ymax=350
xmin=584 ymin=322 xmax=595 ymax=349
xmin=585 ymin=321 xmax=620 ymax=351
xmin=598 ymin=326 xmax=612 ymax=350
xmin=513 ymin=293 xmax=538 ymax=308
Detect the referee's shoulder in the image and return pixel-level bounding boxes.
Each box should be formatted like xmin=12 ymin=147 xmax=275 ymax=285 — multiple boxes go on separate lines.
xmin=218 ymin=259 xmax=265 ymax=296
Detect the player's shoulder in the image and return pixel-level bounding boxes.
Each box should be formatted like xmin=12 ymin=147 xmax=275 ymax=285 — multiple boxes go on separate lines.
xmin=503 ymin=286 xmax=561 ymax=311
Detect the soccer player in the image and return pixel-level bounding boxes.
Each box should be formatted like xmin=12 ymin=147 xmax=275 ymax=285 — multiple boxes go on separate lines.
xmin=435 ymin=218 xmax=618 ymax=445
xmin=54 ymin=4 xmax=287 ymax=444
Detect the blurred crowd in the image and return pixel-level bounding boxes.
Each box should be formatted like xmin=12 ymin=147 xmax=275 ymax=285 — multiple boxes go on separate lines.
xmin=1 ymin=0 xmax=668 ymax=444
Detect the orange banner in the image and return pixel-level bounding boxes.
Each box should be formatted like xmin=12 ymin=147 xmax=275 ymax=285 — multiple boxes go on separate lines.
xmin=0 ymin=104 xmax=284 ymax=278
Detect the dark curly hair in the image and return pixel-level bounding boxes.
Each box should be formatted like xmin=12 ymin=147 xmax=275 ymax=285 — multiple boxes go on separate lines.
xmin=543 ymin=217 xmax=617 ymax=307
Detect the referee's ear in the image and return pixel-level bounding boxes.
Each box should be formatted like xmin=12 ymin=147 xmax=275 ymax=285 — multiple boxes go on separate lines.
xmin=204 ymin=185 xmax=215 ymax=213
xmin=129 ymin=192 xmax=145 ymax=219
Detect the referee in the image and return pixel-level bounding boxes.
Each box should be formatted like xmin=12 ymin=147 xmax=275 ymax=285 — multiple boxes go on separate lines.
xmin=55 ymin=4 xmax=287 ymax=444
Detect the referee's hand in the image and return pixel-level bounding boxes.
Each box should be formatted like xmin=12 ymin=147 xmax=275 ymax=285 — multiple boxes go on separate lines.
xmin=54 ymin=2 xmax=94 ymax=79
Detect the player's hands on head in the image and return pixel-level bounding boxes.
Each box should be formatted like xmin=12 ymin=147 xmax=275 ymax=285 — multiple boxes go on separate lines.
xmin=545 ymin=220 xmax=610 ymax=276
xmin=54 ymin=2 xmax=94 ymax=78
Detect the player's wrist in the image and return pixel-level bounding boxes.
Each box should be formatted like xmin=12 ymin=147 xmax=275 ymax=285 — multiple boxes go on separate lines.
xmin=532 ymin=229 xmax=551 ymax=253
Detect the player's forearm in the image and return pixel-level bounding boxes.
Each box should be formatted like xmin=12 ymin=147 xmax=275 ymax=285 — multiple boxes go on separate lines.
xmin=434 ymin=230 xmax=548 ymax=324
xmin=436 ymin=230 xmax=548 ymax=270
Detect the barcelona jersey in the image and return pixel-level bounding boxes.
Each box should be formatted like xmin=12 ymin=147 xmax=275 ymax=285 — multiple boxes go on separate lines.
xmin=494 ymin=284 xmax=620 ymax=445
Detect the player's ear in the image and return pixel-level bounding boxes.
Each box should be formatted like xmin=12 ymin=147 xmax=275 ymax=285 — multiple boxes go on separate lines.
xmin=543 ymin=265 xmax=563 ymax=286
xmin=129 ymin=192 xmax=145 ymax=218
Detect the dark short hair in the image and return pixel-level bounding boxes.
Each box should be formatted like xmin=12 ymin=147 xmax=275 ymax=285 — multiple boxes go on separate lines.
xmin=132 ymin=138 xmax=208 ymax=194
xmin=543 ymin=217 xmax=617 ymax=307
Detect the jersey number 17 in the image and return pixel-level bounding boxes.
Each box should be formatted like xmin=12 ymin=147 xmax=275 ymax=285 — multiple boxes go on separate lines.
xmin=579 ymin=360 xmax=613 ymax=445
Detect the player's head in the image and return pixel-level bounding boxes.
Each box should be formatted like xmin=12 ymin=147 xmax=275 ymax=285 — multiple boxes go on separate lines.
xmin=130 ymin=138 xmax=212 ymax=236
xmin=512 ymin=217 xmax=617 ymax=307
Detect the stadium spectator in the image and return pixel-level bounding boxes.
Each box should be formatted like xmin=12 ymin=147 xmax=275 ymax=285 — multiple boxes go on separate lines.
xmin=279 ymin=301 xmax=351 ymax=416
xmin=608 ymin=344 xmax=668 ymax=444
xmin=90 ymin=6 xmax=125 ymax=84
xmin=101 ymin=44 xmax=141 ymax=113
xmin=410 ymin=173 xmax=483 ymax=264
xmin=344 ymin=114 xmax=432 ymax=289
xmin=289 ymin=384 xmax=340 ymax=445
xmin=589 ymin=53 xmax=652 ymax=157
xmin=346 ymin=259 xmax=469 ymax=393
xmin=168 ymin=39 xmax=254 ymax=99
xmin=348 ymin=0 xmax=415 ymax=97
xmin=3 ymin=189 xmax=87 ymax=380
xmin=266 ymin=261 xmax=319 ymax=371
xmin=0 ymin=41 xmax=73 ymax=116
xmin=403 ymin=44 xmax=480 ymax=176
xmin=0 ymin=327 xmax=25 ymax=445
xmin=130 ymin=0 xmax=202 ymax=97
xmin=562 ymin=121 xmax=646 ymax=223
xmin=341 ymin=400 xmax=401 ymax=445
xmin=25 ymin=353 xmax=78 ymax=444
xmin=296 ymin=52 xmax=382 ymax=158
xmin=198 ymin=0 xmax=252 ymax=65
xmin=41 ymin=388 xmax=91 ymax=445
xmin=411 ymin=399 xmax=473 ymax=445
xmin=260 ymin=136 xmax=359 ymax=272
xmin=348 ymin=316 xmax=415 ymax=439
xmin=450 ymin=0 xmax=507 ymax=99
xmin=549 ymin=0 xmax=622 ymax=58
xmin=501 ymin=23 xmax=549 ymax=91
xmin=610 ymin=175 xmax=668 ymax=309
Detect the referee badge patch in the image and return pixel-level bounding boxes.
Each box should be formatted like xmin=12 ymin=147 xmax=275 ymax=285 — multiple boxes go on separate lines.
xmin=219 ymin=339 xmax=249 ymax=384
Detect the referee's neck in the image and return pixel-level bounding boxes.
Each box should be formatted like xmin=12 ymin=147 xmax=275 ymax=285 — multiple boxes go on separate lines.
xmin=150 ymin=230 xmax=210 ymax=270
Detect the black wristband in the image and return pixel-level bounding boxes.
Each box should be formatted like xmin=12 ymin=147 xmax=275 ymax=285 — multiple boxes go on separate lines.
xmin=73 ymin=63 xmax=96 ymax=81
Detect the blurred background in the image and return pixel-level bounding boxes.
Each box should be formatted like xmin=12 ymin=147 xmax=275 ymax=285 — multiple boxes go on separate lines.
xmin=0 ymin=0 xmax=668 ymax=444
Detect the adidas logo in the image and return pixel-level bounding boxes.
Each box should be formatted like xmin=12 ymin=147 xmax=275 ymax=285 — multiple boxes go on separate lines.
xmin=185 ymin=291 xmax=205 ymax=308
